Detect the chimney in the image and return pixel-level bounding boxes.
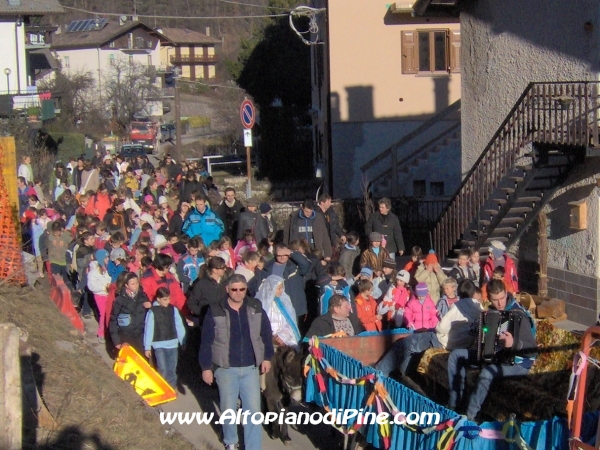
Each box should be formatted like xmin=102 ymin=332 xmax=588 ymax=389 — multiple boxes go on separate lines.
xmin=205 ymin=26 xmax=210 ymax=36
xmin=8 ymin=0 xmax=21 ymax=6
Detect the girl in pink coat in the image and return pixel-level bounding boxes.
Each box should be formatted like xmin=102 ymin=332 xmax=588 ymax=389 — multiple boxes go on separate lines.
xmin=404 ymin=282 xmax=439 ymax=330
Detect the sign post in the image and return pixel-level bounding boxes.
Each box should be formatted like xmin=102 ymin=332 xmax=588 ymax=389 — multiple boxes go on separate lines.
xmin=240 ymin=99 xmax=255 ymax=199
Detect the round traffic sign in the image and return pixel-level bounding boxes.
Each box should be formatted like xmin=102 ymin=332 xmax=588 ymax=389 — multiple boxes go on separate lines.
xmin=240 ymin=99 xmax=255 ymax=129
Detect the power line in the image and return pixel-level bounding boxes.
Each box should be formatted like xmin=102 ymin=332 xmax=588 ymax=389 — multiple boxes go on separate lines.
xmin=36 ymin=0 xmax=289 ymax=19
xmin=218 ymin=0 xmax=289 ymax=11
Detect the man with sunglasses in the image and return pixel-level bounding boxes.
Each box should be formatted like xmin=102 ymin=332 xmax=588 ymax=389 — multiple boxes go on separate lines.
xmin=200 ymin=274 xmax=274 ymax=450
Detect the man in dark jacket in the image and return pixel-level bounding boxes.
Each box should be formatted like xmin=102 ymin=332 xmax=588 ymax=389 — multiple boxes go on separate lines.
xmin=237 ymin=197 xmax=261 ymax=241
xmin=256 ymin=202 xmax=277 ymax=244
xmin=217 ymin=187 xmax=244 ymax=241
xmin=199 ymin=274 xmax=274 ymax=450
xmin=284 ymin=199 xmax=332 ymax=259
xmin=305 ymin=294 xmax=364 ymax=338
xmin=262 ymin=244 xmax=312 ymax=332
xmin=446 ymin=279 xmax=537 ymax=421
xmin=365 ymin=197 xmax=405 ymax=259
xmin=179 ymin=171 xmax=203 ymax=203
xmin=316 ymin=194 xmax=345 ymax=248
xmin=160 ymin=154 xmax=182 ymax=182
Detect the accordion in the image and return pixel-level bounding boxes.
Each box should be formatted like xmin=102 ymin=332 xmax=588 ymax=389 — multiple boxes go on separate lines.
xmin=476 ymin=310 xmax=522 ymax=365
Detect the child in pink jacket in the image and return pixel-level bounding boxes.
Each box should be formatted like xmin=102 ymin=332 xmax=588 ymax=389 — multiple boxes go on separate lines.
xmin=404 ymin=282 xmax=439 ymax=330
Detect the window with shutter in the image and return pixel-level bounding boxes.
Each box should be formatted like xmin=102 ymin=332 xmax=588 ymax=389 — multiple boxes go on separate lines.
xmin=401 ymin=28 xmax=460 ymax=75
xmin=449 ymin=30 xmax=461 ymax=73
xmin=401 ymin=31 xmax=418 ymax=74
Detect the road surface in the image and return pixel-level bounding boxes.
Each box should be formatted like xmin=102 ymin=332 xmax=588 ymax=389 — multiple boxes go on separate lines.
xmin=83 ymin=319 xmax=345 ymax=450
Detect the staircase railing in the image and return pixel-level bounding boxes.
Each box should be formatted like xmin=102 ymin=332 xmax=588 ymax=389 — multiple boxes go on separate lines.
xmin=360 ymin=99 xmax=461 ymax=194
xmin=433 ymin=81 xmax=600 ymax=256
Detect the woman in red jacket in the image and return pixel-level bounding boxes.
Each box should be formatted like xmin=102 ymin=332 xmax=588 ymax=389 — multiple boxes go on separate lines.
xmin=140 ymin=253 xmax=186 ymax=311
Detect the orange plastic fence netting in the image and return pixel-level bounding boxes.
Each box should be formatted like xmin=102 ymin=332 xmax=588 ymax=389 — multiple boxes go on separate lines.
xmin=0 ymin=138 xmax=26 ymax=286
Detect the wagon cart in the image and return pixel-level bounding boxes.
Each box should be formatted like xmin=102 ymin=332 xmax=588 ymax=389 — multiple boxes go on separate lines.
xmin=304 ymin=328 xmax=600 ymax=450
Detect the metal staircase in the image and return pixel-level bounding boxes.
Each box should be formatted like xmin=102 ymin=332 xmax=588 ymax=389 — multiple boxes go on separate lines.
xmin=360 ymin=100 xmax=461 ymax=196
xmin=434 ymin=81 xmax=599 ymax=258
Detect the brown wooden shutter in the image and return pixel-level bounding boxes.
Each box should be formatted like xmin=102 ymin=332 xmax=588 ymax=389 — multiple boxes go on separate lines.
xmin=449 ymin=29 xmax=461 ymax=73
xmin=401 ymin=31 xmax=418 ymax=74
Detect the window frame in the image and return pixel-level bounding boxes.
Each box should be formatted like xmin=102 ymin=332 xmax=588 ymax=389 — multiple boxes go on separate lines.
xmin=417 ymin=29 xmax=449 ymax=75
xmin=401 ymin=28 xmax=460 ymax=76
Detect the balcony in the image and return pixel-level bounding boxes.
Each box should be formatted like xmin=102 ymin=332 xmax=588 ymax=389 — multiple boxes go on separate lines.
xmin=170 ymin=54 xmax=217 ymax=64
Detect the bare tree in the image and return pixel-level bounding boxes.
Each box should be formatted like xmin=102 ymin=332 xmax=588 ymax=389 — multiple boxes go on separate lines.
xmin=37 ymin=69 xmax=97 ymax=129
xmin=103 ymin=57 xmax=162 ymax=127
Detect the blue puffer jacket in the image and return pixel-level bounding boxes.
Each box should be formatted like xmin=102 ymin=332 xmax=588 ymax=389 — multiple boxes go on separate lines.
xmin=182 ymin=206 xmax=224 ymax=246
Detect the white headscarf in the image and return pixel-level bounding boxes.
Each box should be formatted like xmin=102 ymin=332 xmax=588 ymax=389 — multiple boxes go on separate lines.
xmin=256 ymin=275 xmax=300 ymax=346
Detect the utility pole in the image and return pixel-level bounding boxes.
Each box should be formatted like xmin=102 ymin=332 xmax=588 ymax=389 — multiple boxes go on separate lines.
xmin=174 ymin=71 xmax=181 ymax=156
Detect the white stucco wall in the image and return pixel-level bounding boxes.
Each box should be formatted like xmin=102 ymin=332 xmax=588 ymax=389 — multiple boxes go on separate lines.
xmin=56 ymin=43 xmax=163 ymax=116
xmin=0 ymin=21 xmax=28 ymax=94
xmin=461 ymin=0 xmax=599 ymax=176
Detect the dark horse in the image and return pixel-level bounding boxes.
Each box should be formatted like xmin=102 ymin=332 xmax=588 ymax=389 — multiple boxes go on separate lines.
xmin=263 ymin=345 xmax=306 ymax=444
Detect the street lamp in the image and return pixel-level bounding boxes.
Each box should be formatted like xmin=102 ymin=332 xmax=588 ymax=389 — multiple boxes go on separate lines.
xmin=4 ymin=68 xmax=11 ymax=94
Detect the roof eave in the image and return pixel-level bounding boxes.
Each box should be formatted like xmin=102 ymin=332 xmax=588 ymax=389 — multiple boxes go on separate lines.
xmin=411 ymin=0 xmax=461 ymax=17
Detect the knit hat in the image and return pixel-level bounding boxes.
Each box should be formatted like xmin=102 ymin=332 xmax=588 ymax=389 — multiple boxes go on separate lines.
xmin=110 ymin=247 xmax=127 ymax=262
xmin=359 ymin=267 xmax=373 ymax=278
xmin=158 ymin=195 xmax=168 ymax=205
xmin=95 ymin=249 xmax=109 ymax=267
xmin=369 ymin=232 xmax=383 ymax=242
xmin=317 ymin=274 xmax=332 ymax=287
xmin=396 ymin=270 xmax=410 ymax=284
xmin=415 ymin=282 xmax=429 ymax=297
xmin=424 ymin=250 xmax=438 ymax=266
xmin=382 ymin=257 xmax=396 ymax=269
xmin=489 ymin=240 xmax=506 ymax=259
xmin=259 ymin=202 xmax=272 ymax=214
xmin=246 ymin=197 xmax=260 ymax=206
xmin=144 ymin=194 xmax=153 ymax=203
xmin=153 ymin=234 xmax=167 ymax=248
xmin=139 ymin=213 xmax=155 ymax=227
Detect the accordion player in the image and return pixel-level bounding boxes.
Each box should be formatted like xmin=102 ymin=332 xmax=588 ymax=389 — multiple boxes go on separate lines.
xmin=476 ymin=310 xmax=522 ymax=365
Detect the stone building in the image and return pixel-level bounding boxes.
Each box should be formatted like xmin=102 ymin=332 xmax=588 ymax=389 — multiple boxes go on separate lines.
xmin=418 ymin=0 xmax=600 ymax=325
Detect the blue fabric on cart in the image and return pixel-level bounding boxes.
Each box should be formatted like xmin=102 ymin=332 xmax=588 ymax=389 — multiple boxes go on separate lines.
xmin=356 ymin=328 xmax=413 ymax=336
xmin=304 ymin=343 xmax=600 ymax=450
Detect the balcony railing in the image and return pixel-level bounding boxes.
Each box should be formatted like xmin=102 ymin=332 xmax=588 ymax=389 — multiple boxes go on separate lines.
xmin=170 ymin=54 xmax=217 ymax=64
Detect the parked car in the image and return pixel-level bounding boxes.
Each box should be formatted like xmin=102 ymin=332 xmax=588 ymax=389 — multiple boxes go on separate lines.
xmin=119 ymin=144 xmax=147 ymax=159
xmin=160 ymin=123 xmax=176 ymax=143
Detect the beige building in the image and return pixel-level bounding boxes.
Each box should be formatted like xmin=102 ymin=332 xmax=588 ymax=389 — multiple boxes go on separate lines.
xmin=158 ymin=28 xmax=220 ymax=81
xmin=312 ymin=1 xmax=461 ymax=198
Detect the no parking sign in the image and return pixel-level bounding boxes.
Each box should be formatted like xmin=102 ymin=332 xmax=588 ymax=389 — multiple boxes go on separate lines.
xmin=240 ymin=99 xmax=255 ymax=129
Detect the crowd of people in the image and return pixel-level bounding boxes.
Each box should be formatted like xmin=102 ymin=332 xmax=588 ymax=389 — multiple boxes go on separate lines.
xmin=15 ymin=148 xmax=533 ymax=447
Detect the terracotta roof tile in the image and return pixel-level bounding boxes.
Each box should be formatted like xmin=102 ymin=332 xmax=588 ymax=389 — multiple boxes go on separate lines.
xmin=0 ymin=0 xmax=63 ymax=14
xmin=159 ymin=28 xmax=220 ymax=45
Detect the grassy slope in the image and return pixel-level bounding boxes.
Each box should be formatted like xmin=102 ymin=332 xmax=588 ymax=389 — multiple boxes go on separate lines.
xmin=0 ymin=285 xmax=198 ymax=450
